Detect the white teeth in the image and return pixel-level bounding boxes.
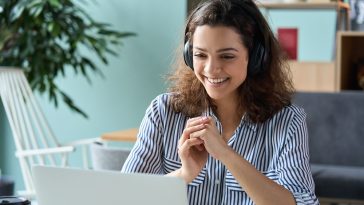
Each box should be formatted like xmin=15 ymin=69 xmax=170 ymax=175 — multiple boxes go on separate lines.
xmin=207 ymin=78 xmax=228 ymax=84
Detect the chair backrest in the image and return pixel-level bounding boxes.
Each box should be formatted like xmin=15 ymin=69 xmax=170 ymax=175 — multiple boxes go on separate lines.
xmin=0 ymin=67 xmax=73 ymax=197
xmin=293 ymin=91 xmax=364 ymax=167
xmin=90 ymin=142 xmax=131 ymax=171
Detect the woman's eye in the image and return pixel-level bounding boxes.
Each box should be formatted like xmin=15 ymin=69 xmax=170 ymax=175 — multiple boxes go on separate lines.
xmin=193 ymin=53 xmax=206 ymax=58
xmin=221 ymin=54 xmax=235 ymax=59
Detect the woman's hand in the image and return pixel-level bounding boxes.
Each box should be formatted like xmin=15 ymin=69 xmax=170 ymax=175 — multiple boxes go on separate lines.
xmin=176 ymin=116 xmax=209 ymax=183
xmin=189 ymin=116 xmax=231 ymax=160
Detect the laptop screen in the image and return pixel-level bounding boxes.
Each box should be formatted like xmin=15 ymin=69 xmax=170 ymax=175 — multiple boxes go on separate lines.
xmin=32 ymin=166 xmax=188 ymax=205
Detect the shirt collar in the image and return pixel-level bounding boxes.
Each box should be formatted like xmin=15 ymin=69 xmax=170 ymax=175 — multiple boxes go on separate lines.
xmin=241 ymin=113 xmax=257 ymax=132
xmin=202 ymin=107 xmax=257 ymax=132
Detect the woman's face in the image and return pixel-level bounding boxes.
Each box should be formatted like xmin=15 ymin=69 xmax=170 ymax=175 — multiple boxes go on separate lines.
xmin=192 ymin=25 xmax=249 ymax=103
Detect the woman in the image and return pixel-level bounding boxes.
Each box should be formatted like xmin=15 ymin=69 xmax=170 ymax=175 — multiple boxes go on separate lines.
xmin=122 ymin=0 xmax=318 ymax=204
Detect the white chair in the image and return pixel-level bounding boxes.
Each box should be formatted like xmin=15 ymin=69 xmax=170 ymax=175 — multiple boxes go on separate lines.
xmin=90 ymin=142 xmax=131 ymax=171
xmin=0 ymin=67 xmax=100 ymax=198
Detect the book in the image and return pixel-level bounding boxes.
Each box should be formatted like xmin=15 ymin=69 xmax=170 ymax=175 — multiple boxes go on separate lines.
xmin=277 ymin=28 xmax=298 ymax=60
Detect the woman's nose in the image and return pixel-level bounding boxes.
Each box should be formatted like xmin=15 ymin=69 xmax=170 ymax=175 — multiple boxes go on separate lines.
xmin=205 ymin=57 xmax=221 ymax=74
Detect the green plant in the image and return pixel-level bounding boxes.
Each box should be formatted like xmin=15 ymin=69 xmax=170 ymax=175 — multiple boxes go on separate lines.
xmin=0 ymin=0 xmax=135 ymax=118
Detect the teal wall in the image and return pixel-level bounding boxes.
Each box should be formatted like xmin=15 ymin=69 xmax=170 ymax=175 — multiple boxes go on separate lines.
xmin=0 ymin=0 xmax=186 ymax=192
xmin=261 ymin=8 xmax=337 ymax=61
xmin=0 ymin=101 xmax=17 ymax=184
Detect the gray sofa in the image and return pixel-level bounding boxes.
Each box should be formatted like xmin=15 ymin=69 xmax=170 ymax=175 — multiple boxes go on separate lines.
xmin=293 ymin=91 xmax=364 ymax=202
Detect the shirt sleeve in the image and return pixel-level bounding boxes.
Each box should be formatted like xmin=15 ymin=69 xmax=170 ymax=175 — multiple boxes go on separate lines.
xmin=121 ymin=95 xmax=164 ymax=174
xmin=276 ymin=109 xmax=319 ymax=205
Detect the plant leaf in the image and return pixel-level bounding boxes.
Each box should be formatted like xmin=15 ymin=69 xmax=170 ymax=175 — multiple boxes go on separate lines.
xmin=0 ymin=0 xmax=136 ymax=118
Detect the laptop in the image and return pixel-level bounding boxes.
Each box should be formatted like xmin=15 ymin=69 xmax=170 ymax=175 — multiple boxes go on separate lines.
xmin=32 ymin=166 xmax=188 ymax=205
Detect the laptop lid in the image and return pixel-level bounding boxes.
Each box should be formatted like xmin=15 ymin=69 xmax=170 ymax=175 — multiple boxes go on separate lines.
xmin=32 ymin=166 xmax=188 ymax=205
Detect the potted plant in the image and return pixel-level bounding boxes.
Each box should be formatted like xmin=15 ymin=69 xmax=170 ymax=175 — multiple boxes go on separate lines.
xmin=0 ymin=0 xmax=135 ymax=118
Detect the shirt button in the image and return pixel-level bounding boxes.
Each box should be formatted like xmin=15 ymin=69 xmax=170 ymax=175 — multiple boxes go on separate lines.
xmin=215 ymin=179 xmax=220 ymax=185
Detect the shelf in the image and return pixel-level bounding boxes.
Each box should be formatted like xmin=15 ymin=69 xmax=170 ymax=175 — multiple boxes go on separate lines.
xmin=286 ymin=32 xmax=364 ymax=92
xmin=336 ymin=31 xmax=364 ymax=36
xmin=336 ymin=31 xmax=364 ymax=90
xmin=288 ymin=61 xmax=336 ymax=92
xmin=257 ymin=2 xmax=349 ymax=10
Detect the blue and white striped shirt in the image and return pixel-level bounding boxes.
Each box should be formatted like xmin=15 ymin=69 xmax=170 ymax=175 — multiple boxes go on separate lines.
xmin=122 ymin=93 xmax=319 ymax=205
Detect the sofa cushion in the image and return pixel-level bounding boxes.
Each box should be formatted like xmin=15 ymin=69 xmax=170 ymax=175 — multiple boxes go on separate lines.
xmin=293 ymin=91 xmax=364 ymax=166
xmin=311 ymin=164 xmax=364 ymax=200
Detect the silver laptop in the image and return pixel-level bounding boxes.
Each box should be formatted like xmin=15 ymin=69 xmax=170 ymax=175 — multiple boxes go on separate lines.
xmin=32 ymin=166 xmax=188 ymax=205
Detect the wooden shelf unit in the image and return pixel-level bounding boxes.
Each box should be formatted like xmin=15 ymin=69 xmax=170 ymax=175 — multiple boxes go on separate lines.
xmin=289 ymin=61 xmax=336 ymax=92
xmin=259 ymin=2 xmax=352 ymax=92
xmin=258 ymin=2 xmax=349 ymax=10
xmin=258 ymin=1 xmax=350 ymax=31
xmin=336 ymin=31 xmax=364 ymax=90
xmin=288 ymin=32 xmax=364 ymax=92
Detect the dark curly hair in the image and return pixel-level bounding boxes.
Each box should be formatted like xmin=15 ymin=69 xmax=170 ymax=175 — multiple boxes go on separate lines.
xmin=168 ymin=0 xmax=294 ymax=123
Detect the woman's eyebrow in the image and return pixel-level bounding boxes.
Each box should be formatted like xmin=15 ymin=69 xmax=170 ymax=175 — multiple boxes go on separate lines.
xmin=217 ymin=48 xmax=238 ymax=53
xmin=194 ymin=47 xmax=239 ymax=52
xmin=194 ymin=47 xmax=207 ymax=52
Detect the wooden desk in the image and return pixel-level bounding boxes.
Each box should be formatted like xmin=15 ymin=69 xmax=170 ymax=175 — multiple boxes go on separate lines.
xmin=101 ymin=128 xmax=138 ymax=142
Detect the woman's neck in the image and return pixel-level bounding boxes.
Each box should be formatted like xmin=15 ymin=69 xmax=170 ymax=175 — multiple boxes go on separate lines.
xmin=213 ymin=96 xmax=243 ymax=140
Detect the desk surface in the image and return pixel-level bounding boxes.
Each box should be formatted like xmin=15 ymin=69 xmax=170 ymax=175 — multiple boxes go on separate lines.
xmin=101 ymin=128 xmax=138 ymax=142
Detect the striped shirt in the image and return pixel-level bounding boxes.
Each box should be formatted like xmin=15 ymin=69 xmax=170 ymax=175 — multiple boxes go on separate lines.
xmin=122 ymin=93 xmax=319 ymax=205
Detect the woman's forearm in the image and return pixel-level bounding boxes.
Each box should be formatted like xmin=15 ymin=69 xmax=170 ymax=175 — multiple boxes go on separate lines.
xmin=166 ymin=168 xmax=195 ymax=184
xmin=219 ymin=147 xmax=296 ymax=205
xmin=166 ymin=168 xmax=182 ymax=179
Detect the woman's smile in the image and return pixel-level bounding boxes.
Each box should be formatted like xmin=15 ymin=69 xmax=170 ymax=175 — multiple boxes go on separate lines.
xmin=205 ymin=76 xmax=230 ymax=85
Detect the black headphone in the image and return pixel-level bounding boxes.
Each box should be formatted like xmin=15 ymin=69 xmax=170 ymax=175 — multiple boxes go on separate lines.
xmin=183 ymin=0 xmax=267 ymax=77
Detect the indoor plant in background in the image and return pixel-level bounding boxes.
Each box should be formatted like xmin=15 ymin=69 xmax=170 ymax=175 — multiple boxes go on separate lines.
xmin=0 ymin=0 xmax=135 ymax=118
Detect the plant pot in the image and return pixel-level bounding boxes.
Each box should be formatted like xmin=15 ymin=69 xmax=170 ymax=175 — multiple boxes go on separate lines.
xmin=0 ymin=176 xmax=14 ymax=196
xmin=0 ymin=196 xmax=30 ymax=205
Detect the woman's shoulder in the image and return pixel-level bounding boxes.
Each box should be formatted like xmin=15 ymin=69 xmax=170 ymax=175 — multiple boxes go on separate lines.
xmin=283 ymin=103 xmax=305 ymax=113
xmin=151 ymin=92 xmax=175 ymax=106
xmin=264 ymin=103 xmax=306 ymax=125
xmin=258 ymin=104 xmax=307 ymax=141
xmin=273 ymin=103 xmax=307 ymax=125
xmin=146 ymin=93 xmax=188 ymax=128
xmin=148 ymin=92 xmax=179 ymax=114
xmin=285 ymin=103 xmax=306 ymax=119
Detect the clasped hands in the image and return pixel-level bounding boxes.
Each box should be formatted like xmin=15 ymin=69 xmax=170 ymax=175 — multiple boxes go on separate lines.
xmin=176 ymin=116 xmax=231 ymax=183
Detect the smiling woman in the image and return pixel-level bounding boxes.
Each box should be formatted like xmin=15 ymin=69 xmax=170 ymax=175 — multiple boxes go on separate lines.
xmin=121 ymin=0 xmax=318 ymax=204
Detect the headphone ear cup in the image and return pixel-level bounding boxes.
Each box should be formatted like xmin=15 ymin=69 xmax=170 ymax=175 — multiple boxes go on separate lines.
xmin=248 ymin=42 xmax=265 ymax=76
xmin=183 ymin=41 xmax=194 ymax=70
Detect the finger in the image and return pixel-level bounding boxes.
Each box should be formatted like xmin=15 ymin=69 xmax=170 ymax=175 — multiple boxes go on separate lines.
xmin=204 ymin=116 xmax=216 ymax=126
xmin=179 ymin=116 xmax=210 ymax=149
xmin=180 ymin=137 xmax=204 ymax=151
xmin=179 ymin=124 xmax=204 ymax=149
xmin=189 ymin=128 xmax=206 ymax=139
xmin=178 ymin=124 xmax=204 ymax=149
xmin=185 ymin=123 xmax=206 ymax=135
xmin=185 ymin=117 xmax=202 ymax=128
xmin=186 ymin=116 xmax=210 ymax=128
xmin=196 ymin=144 xmax=205 ymax=151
